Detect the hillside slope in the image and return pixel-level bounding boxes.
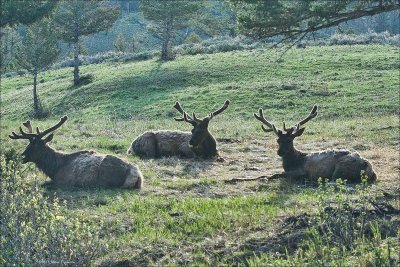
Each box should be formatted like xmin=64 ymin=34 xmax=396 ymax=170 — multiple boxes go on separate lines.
xmin=2 ymin=45 xmax=398 ymax=122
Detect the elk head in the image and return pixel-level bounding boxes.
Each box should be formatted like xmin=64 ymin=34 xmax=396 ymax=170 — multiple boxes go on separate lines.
xmin=173 ymin=100 xmax=230 ymax=147
xmin=254 ymin=105 xmax=318 ymax=157
xmin=9 ymin=116 xmax=68 ymax=163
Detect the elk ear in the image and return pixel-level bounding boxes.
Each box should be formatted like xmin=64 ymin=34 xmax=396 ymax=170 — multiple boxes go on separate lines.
xmin=43 ymin=133 xmax=54 ymax=143
xmin=293 ymin=128 xmax=305 ymax=137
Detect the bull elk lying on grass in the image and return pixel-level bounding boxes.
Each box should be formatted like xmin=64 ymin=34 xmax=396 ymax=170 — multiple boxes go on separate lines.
xmin=254 ymin=105 xmax=377 ymax=183
xmin=127 ymin=100 xmax=230 ymax=158
xmin=9 ymin=116 xmax=143 ymax=189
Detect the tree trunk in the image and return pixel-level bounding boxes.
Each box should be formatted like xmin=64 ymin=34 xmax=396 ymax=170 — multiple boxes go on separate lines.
xmin=161 ymin=37 xmax=170 ymax=61
xmin=161 ymin=20 xmax=172 ymax=61
xmin=0 ymin=27 xmax=3 ymax=74
xmin=33 ymin=66 xmax=39 ymax=113
xmin=73 ymin=41 xmax=80 ymax=85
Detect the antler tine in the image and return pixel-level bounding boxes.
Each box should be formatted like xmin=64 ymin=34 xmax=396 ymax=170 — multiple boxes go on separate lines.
xmin=283 ymin=122 xmax=288 ymax=131
xmin=192 ymin=113 xmax=200 ymax=122
xmin=37 ymin=116 xmax=68 ymax=138
xmin=254 ymin=108 xmax=280 ymax=135
xmin=297 ymin=105 xmax=318 ymax=127
xmin=22 ymin=120 xmax=33 ymax=133
xmin=283 ymin=121 xmax=296 ymax=134
xmin=208 ymin=100 xmax=230 ymax=119
xmin=173 ymin=101 xmax=194 ymax=121
xmin=261 ymin=125 xmax=274 ymax=133
xmin=9 ymin=131 xmax=31 ymax=140
xmin=8 ymin=126 xmax=37 ymax=140
xmin=253 ymin=108 xmax=274 ymax=129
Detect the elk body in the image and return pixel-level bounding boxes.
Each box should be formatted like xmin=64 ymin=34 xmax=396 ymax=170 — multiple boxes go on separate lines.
xmin=127 ymin=100 xmax=230 ymax=158
xmin=254 ymin=106 xmax=377 ymax=183
xmin=10 ymin=117 xmax=143 ymax=189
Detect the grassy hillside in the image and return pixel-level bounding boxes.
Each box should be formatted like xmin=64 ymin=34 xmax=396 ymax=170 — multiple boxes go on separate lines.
xmin=1 ymin=45 xmax=399 ymax=266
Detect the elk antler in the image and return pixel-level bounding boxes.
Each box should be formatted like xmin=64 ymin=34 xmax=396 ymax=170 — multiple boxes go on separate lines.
xmin=254 ymin=105 xmax=318 ymax=136
xmin=9 ymin=116 xmax=68 ymax=141
xmin=253 ymin=108 xmax=279 ymax=134
xmin=173 ymin=102 xmax=196 ymax=124
xmin=207 ymin=100 xmax=230 ymax=120
xmin=297 ymin=105 xmax=318 ymax=127
xmin=288 ymin=105 xmax=318 ymax=134
xmin=36 ymin=116 xmax=68 ymax=138
xmin=22 ymin=120 xmax=33 ymax=133
xmin=174 ymin=100 xmax=230 ymax=124
xmin=9 ymin=127 xmax=37 ymax=140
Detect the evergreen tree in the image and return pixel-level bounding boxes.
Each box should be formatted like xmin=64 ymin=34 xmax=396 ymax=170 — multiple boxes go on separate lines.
xmin=53 ymin=0 xmax=119 ymax=85
xmin=230 ymin=0 xmax=399 ymax=40
xmin=0 ymin=1 xmax=58 ymax=76
xmin=17 ymin=19 xmax=60 ymax=117
xmin=0 ymin=27 xmax=23 ymax=74
xmin=140 ymin=0 xmax=205 ymax=60
xmin=194 ymin=0 xmax=237 ymax=37
xmin=0 ymin=0 xmax=59 ymax=27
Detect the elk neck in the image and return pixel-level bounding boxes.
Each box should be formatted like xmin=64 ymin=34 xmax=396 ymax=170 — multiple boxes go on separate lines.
xmin=33 ymin=145 xmax=66 ymax=180
xmin=195 ymin=131 xmax=217 ymax=158
xmin=281 ymin=146 xmax=307 ymax=172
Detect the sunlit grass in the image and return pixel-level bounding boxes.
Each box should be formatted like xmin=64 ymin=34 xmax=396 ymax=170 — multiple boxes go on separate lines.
xmin=1 ymin=45 xmax=399 ymax=266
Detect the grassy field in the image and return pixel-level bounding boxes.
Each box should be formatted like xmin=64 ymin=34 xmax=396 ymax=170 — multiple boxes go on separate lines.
xmin=1 ymin=45 xmax=399 ymax=266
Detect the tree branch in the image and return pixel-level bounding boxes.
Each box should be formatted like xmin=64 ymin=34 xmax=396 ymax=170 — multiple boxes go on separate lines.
xmin=224 ymin=173 xmax=285 ymax=184
xmin=261 ymin=3 xmax=400 ymax=38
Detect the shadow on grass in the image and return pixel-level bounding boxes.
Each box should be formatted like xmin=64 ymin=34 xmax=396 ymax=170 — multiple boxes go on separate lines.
xmin=230 ymin=194 xmax=400 ymax=265
xmin=41 ymin=183 xmax=140 ymax=208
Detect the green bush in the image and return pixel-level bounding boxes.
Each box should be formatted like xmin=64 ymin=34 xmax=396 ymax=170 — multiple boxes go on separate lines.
xmin=183 ymin=32 xmax=202 ymax=44
xmin=0 ymin=156 xmax=103 ymax=266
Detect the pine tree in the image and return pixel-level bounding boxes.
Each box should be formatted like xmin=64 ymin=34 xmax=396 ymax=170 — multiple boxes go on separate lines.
xmin=0 ymin=1 xmax=58 ymax=27
xmin=140 ymin=0 xmax=205 ymax=60
xmin=0 ymin=27 xmax=23 ymax=74
xmin=53 ymin=0 xmax=119 ymax=85
xmin=230 ymin=0 xmax=399 ymax=40
xmin=17 ymin=18 xmax=60 ymax=117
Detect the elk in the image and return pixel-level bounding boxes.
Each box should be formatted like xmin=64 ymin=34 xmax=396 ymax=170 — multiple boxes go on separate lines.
xmin=254 ymin=105 xmax=377 ymax=183
xmin=127 ymin=100 xmax=230 ymax=158
xmin=9 ymin=116 xmax=143 ymax=189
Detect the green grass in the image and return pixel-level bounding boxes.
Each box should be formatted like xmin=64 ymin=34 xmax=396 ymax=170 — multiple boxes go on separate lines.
xmin=1 ymin=45 xmax=398 ymax=120
xmin=1 ymin=45 xmax=399 ymax=266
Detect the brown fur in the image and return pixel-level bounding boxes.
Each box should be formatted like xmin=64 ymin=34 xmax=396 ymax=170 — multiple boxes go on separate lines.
xmin=128 ymin=100 xmax=229 ymax=159
xmin=254 ymin=105 xmax=377 ymax=183
xmin=282 ymin=148 xmax=377 ymax=183
xmin=128 ymin=130 xmax=195 ymax=158
xmin=10 ymin=117 xmax=143 ymax=189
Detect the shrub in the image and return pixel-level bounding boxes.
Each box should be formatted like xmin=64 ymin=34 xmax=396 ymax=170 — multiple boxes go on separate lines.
xmin=53 ymin=50 xmax=157 ymax=69
xmin=329 ymin=31 xmax=400 ymax=46
xmin=175 ymin=35 xmax=263 ymax=56
xmin=0 ymin=157 xmax=103 ymax=266
xmin=183 ymin=32 xmax=202 ymax=44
